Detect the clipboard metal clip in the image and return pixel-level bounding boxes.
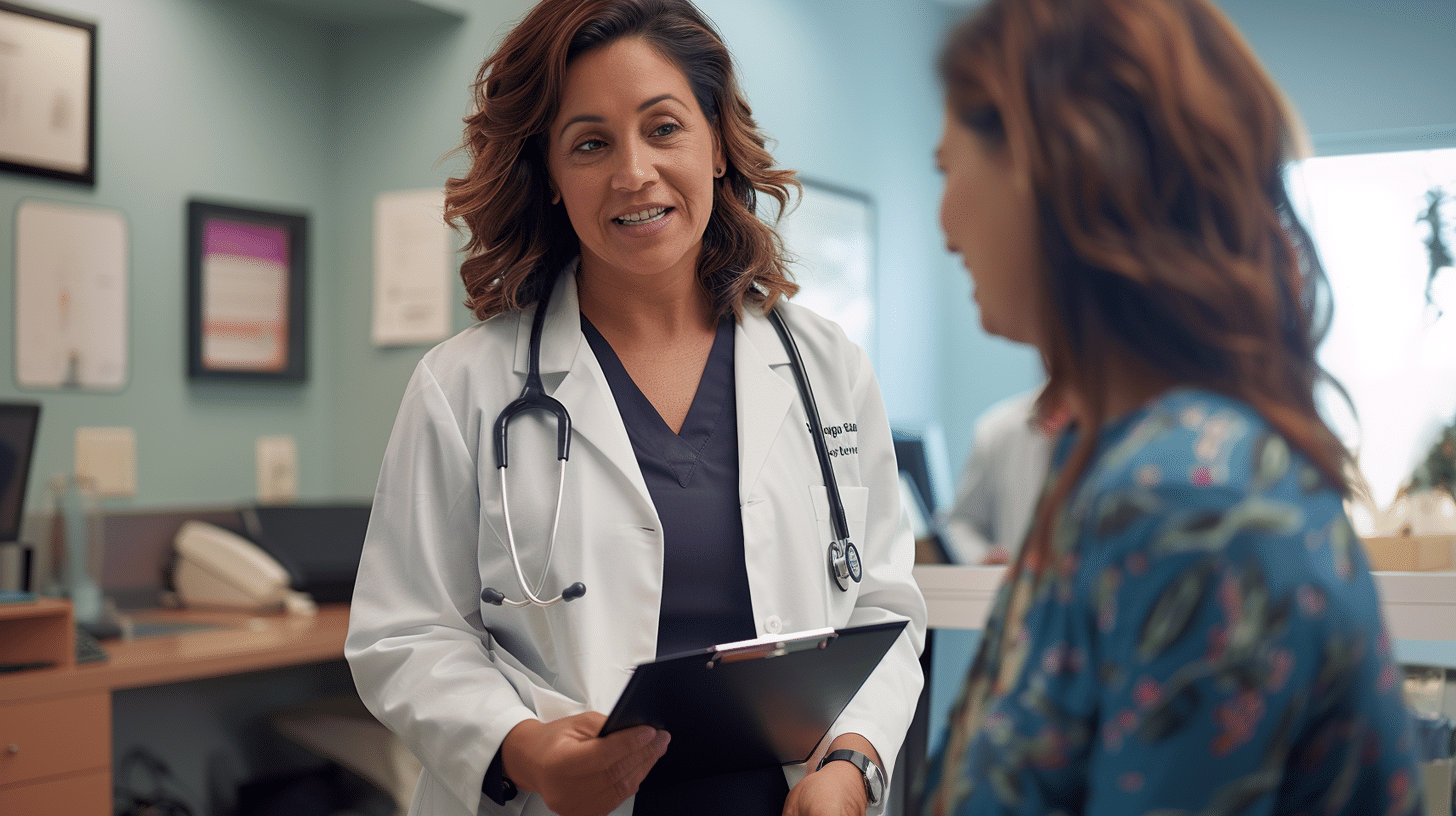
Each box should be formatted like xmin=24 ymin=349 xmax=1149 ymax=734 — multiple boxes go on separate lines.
xmin=707 ymin=628 xmax=838 ymax=668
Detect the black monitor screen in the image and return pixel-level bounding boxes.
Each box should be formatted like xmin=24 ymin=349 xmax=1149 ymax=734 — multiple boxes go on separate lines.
xmin=0 ymin=402 xmax=41 ymax=543
xmin=241 ymin=502 xmax=371 ymax=603
xmin=892 ymin=430 xmax=937 ymax=516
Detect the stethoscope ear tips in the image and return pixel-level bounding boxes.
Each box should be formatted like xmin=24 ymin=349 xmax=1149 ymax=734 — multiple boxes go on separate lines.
xmin=480 ymin=583 xmax=584 ymax=606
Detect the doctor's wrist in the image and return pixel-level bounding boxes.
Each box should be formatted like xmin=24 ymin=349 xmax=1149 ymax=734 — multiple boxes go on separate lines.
xmin=500 ymin=718 xmax=545 ymax=795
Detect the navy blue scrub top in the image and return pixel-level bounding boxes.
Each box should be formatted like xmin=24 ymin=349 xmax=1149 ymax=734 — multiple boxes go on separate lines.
xmin=580 ymin=313 xmax=755 ymax=657
xmin=582 ymin=314 xmax=790 ymax=815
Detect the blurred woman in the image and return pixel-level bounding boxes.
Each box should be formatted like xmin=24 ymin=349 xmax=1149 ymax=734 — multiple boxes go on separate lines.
xmin=922 ymin=0 xmax=1423 ymax=813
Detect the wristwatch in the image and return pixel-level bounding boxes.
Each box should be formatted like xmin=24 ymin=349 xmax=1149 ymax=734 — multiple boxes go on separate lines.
xmin=817 ymin=748 xmax=886 ymax=806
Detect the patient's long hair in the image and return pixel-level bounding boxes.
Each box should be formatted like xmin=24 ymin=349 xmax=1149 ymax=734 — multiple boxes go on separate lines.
xmin=940 ymin=0 xmax=1354 ymax=560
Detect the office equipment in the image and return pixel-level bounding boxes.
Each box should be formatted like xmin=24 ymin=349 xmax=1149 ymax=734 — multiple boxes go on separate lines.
xmin=173 ymin=520 xmax=297 ymax=611
xmin=892 ymin=429 xmax=939 ymax=516
xmin=240 ymin=502 xmax=370 ymax=604
xmin=893 ymin=429 xmax=953 ymax=564
xmin=598 ymin=619 xmax=907 ymax=789
xmin=0 ymin=402 xmax=41 ymax=592
xmin=75 ymin=623 xmax=108 ymax=664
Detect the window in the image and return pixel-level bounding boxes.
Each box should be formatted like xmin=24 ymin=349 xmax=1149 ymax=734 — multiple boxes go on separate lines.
xmin=1288 ymin=146 xmax=1456 ymax=523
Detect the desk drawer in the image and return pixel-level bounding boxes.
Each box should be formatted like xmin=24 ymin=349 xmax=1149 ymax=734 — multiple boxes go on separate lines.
xmin=0 ymin=767 xmax=110 ymax=815
xmin=0 ymin=692 xmax=110 ymax=786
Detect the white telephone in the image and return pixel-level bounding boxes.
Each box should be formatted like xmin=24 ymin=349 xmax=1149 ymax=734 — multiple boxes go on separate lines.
xmin=173 ymin=520 xmax=316 ymax=614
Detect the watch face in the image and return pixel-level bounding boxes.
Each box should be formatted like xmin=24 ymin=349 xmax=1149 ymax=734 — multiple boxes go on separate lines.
xmin=865 ymin=758 xmax=885 ymax=804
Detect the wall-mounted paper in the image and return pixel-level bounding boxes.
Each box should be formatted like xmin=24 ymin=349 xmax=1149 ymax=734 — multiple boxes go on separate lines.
xmin=372 ymin=188 xmax=453 ymax=347
xmin=15 ymin=199 xmax=128 ymax=390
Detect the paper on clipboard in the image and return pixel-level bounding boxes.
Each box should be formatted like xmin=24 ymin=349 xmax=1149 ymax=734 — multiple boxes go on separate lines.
xmin=598 ymin=619 xmax=907 ymax=790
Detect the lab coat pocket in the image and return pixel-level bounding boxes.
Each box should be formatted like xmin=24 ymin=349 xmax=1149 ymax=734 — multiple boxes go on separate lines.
xmin=808 ymin=484 xmax=870 ymax=625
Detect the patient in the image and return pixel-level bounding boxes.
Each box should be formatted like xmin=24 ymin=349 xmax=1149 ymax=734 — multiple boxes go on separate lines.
xmin=920 ymin=0 xmax=1424 ymax=813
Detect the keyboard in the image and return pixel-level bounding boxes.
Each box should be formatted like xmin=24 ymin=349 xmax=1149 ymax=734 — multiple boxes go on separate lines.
xmin=75 ymin=625 xmax=109 ymax=664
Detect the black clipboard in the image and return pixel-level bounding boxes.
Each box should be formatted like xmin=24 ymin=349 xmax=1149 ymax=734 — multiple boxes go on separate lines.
xmin=597 ymin=619 xmax=907 ymax=790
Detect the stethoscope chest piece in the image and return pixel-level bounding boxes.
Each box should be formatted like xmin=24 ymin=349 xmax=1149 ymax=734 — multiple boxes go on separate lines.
xmin=828 ymin=540 xmax=863 ymax=592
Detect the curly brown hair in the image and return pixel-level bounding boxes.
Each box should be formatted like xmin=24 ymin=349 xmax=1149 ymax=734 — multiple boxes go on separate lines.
xmin=444 ymin=0 xmax=799 ymax=322
xmin=940 ymin=0 xmax=1356 ymax=554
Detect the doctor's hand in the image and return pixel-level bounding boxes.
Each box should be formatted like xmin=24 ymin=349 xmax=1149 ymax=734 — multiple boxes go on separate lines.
xmin=782 ymin=761 xmax=867 ymax=816
xmin=783 ymin=734 xmax=879 ymax=816
xmin=501 ymin=712 xmax=669 ymax=816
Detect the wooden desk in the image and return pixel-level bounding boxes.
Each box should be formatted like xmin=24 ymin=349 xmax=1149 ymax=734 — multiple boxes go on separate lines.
xmin=0 ymin=600 xmax=349 ymax=815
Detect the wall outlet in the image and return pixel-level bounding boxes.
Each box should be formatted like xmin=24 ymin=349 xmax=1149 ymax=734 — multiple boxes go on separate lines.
xmin=75 ymin=427 xmax=137 ymax=497
xmin=256 ymin=435 xmax=298 ymax=504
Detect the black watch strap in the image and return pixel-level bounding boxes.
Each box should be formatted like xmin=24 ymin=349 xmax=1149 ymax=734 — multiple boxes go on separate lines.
xmin=816 ymin=748 xmax=885 ymax=805
xmin=481 ymin=749 xmax=517 ymax=805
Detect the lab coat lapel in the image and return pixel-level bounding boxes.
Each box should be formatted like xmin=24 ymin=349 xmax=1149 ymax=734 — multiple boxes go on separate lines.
xmin=512 ymin=267 xmax=652 ymax=506
xmin=736 ymin=305 xmax=797 ymax=501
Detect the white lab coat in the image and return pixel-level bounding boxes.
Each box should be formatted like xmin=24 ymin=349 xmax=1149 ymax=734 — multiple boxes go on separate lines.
xmin=346 ymin=266 xmax=927 ymax=816
xmin=937 ymin=389 xmax=1051 ymax=564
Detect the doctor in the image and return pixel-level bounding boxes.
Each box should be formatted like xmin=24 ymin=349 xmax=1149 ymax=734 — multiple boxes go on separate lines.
xmin=344 ymin=2 xmax=926 ymax=816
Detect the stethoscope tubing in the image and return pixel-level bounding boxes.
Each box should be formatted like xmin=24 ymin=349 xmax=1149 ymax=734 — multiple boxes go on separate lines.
xmin=765 ymin=307 xmax=853 ymax=546
xmin=485 ymin=279 xmax=857 ymax=607
xmin=495 ymin=462 xmax=570 ymax=607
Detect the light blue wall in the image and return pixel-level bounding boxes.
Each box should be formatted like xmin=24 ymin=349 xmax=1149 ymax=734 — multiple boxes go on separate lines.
xmin=2 ymin=0 xmax=1454 ymax=515
xmin=1 ymin=0 xmax=344 ymax=511
xmin=321 ymin=1 xmax=534 ymax=492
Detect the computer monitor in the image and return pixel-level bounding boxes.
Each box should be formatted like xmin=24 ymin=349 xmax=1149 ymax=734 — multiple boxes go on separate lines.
xmin=240 ymin=502 xmax=372 ymax=604
xmin=891 ymin=428 xmax=953 ymax=564
xmin=892 ymin=429 xmax=938 ymax=516
xmin=0 ymin=402 xmax=41 ymax=545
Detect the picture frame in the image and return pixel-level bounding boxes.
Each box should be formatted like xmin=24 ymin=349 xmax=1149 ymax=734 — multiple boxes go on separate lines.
xmin=777 ymin=178 xmax=877 ymax=354
xmin=0 ymin=2 xmax=97 ymax=186
xmin=186 ymin=200 xmax=309 ymax=382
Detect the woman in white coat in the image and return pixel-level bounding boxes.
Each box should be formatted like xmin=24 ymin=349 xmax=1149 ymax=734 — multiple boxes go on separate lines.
xmin=344 ymin=2 xmax=926 ymax=815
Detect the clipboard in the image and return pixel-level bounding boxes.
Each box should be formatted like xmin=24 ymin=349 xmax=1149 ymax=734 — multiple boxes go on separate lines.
xmin=597 ymin=619 xmax=908 ymax=790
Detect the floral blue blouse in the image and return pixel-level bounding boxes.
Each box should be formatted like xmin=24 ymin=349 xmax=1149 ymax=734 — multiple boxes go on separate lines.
xmin=920 ymin=389 xmax=1423 ymax=816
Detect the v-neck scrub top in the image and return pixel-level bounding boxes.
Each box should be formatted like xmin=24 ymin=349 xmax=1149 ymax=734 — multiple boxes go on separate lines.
xmin=580 ymin=314 xmax=755 ymax=657
xmin=582 ymin=314 xmax=790 ymax=815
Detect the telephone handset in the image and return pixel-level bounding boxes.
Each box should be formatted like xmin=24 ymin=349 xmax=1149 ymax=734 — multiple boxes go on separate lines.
xmin=172 ymin=520 xmax=316 ymax=614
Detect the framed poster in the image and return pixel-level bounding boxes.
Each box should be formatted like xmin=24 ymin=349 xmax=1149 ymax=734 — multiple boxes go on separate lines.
xmin=0 ymin=2 xmax=97 ymax=185
xmin=777 ymin=178 xmax=876 ymax=354
xmin=187 ymin=200 xmax=308 ymax=382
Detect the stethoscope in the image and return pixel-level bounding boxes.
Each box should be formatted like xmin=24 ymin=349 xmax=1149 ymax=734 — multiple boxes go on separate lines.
xmin=481 ymin=281 xmax=862 ymax=608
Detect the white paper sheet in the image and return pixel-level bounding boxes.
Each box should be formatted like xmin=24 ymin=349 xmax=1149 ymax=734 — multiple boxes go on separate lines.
xmin=372 ymin=188 xmax=453 ymax=347
xmin=15 ymin=200 xmax=128 ymax=390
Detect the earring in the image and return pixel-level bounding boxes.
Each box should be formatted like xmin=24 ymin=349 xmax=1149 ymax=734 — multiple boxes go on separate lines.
xmin=714 ymin=167 xmax=725 ymax=178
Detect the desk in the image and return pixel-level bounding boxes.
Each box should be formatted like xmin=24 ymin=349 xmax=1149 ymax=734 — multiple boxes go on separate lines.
xmin=0 ymin=600 xmax=349 ymax=815
xmin=913 ymin=563 xmax=1456 ymax=641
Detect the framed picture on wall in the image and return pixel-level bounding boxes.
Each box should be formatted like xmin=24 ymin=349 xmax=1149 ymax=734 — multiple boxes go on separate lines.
xmin=776 ymin=178 xmax=876 ymax=355
xmin=186 ymin=200 xmax=309 ymax=382
xmin=0 ymin=2 xmax=97 ymax=186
